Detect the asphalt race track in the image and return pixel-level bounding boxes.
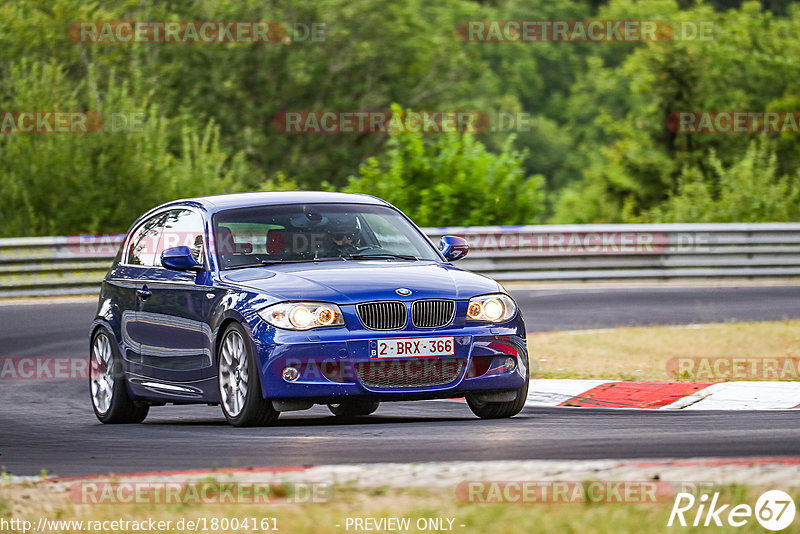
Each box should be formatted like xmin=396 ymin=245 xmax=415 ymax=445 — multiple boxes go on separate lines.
xmin=1 ymin=284 xmax=800 ymax=476
xmin=3 ymin=393 xmax=800 ymax=477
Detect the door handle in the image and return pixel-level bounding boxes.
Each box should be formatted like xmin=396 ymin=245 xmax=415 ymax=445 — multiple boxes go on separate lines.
xmin=136 ymin=287 xmax=152 ymax=301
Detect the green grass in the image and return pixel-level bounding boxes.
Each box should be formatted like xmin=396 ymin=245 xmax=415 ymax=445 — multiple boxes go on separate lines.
xmin=527 ymin=320 xmax=800 ymax=381
xmin=0 ymin=483 xmax=795 ymax=533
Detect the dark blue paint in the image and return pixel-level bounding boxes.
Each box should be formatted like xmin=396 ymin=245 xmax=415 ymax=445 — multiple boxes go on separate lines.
xmin=93 ymin=192 xmax=528 ymax=407
xmin=161 ymin=246 xmax=202 ymax=271
xmin=439 ymin=235 xmax=470 ymax=262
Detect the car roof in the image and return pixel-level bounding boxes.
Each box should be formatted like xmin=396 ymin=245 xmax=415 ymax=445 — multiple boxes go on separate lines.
xmin=175 ymin=191 xmax=389 ymax=212
xmin=126 ymin=191 xmax=397 ymax=235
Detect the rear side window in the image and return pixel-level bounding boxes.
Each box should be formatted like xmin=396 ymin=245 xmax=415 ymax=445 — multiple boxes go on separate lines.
xmin=155 ymin=209 xmax=206 ymax=266
xmin=125 ymin=213 xmax=167 ymax=267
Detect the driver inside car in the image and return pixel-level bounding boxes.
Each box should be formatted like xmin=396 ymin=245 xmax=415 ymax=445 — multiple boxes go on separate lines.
xmin=322 ymin=215 xmax=361 ymax=257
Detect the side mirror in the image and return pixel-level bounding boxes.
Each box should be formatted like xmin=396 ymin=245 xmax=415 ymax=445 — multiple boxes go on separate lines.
xmin=161 ymin=246 xmax=202 ymax=271
xmin=439 ymin=235 xmax=469 ymax=262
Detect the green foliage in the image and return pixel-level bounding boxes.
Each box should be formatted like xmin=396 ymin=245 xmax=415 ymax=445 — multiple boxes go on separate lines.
xmin=0 ymin=0 xmax=798 ymax=235
xmin=46 ymin=0 xmax=497 ymax=190
xmin=342 ymin=107 xmax=544 ymax=227
xmin=552 ymin=0 xmax=800 ymax=223
xmin=652 ymin=141 xmax=800 ymax=222
xmin=0 ymin=61 xmax=248 ymax=236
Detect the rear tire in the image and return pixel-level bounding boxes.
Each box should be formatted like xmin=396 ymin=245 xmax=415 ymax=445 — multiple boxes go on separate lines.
xmin=90 ymin=327 xmax=149 ymax=424
xmin=327 ymin=400 xmax=380 ymax=417
xmin=218 ymin=322 xmax=279 ymax=427
xmin=466 ymin=378 xmax=528 ymax=419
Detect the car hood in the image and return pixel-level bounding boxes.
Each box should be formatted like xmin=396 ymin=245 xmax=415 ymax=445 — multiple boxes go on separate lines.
xmin=219 ymin=261 xmax=501 ymax=304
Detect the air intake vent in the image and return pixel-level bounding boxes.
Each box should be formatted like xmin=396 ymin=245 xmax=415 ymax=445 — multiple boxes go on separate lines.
xmin=411 ymin=299 xmax=455 ymax=328
xmin=355 ymin=358 xmax=465 ymax=389
xmin=357 ymin=301 xmax=407 ymax=330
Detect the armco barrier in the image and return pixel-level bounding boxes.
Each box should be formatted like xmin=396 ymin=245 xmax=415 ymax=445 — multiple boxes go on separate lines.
xmin=0 ymin=235 xmax=124 ymax=298
xmin=1 ymin=223 xmax=799 ymax=297
xmin=425 ymin=223 xmax=800 ymax=282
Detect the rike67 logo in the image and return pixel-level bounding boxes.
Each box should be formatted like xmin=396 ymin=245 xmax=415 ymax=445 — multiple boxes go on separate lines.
xmin=668 ymin=490 xmax=796 ymax=531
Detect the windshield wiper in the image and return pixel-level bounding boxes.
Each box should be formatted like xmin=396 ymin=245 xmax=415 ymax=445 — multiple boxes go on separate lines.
xmin=260 ymin=257 xmax=346 ymax=266
xmin=344 ymin=253 xmax=419 ymax=261
xmin=225 ymin=258 xmax=344 ymax=270
xmin=225 ymin=254 xmax=417 ymax=270
xmin=225 ymin=262 xmax=268 ymax=270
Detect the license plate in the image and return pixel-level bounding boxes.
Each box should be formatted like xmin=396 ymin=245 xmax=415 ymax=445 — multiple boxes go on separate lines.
xmin=370 ymin=336 xmax=454 ymax=358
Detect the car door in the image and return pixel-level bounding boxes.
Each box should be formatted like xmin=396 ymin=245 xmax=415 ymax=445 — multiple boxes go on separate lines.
xmin=135 ymin=208 xmax=215 ymax=387
xmin=114 ymin=211 xmax=169 ymax=366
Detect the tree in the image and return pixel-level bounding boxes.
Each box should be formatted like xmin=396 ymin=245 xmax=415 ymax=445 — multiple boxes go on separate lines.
xmin=552 ymin=0 xmax=800 ymax=223
xmin=652 ymin=141 xmax=800 ymax=222
xmin=0 ymin=61 xmax=248 ymax=236
xmin=342 ymin=106 xmax=544 ymax=226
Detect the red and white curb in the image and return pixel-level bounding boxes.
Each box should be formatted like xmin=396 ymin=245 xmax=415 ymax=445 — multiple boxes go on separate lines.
xmin=528 ymin=379 xmax=800 ymax=410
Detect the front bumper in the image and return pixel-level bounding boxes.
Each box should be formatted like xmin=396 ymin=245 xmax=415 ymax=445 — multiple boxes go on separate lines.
xmin=249 ymin=311 xmax=528 ymax=403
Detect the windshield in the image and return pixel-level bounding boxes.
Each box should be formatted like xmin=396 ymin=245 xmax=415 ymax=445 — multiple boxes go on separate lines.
xmin=213 ymin=203 xmax=441 ymax=269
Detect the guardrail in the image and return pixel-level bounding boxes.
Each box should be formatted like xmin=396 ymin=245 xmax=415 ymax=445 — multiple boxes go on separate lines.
xmin=0 ymin=235 xmax=124 ymax=298
xmin=426 ymin=223 xmax=800 ymax=282
xmin=1 ymin=223 xmax=799 ymax=297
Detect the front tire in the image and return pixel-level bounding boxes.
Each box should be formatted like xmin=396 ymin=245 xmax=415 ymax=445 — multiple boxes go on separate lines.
xmin=90 ymin=327 xmax=149 ymax=424
xmin=327 ymin=400 xmax=380 ymax=417
xmin=466 ymin=378 xmax=528 ymax=419
xmin=218 ymin=322 xmax=279 ymax=427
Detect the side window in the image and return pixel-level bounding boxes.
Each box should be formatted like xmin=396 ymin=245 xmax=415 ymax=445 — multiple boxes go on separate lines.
xmin=126 ymin=213 xmax=167 ymax=267
xmin=155 ymin=209 xmax=206 ymax=266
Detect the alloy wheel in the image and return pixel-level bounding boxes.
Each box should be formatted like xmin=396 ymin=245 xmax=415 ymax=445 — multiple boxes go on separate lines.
xmin=90 ymin=333 xmax=114 ymax=415
xmin=219 ymin=329 xmax=249 ymax=417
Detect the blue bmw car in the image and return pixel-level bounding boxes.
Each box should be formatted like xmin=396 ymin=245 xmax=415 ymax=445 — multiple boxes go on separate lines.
xmin=90 ymin=192 xmax=529 ymax=426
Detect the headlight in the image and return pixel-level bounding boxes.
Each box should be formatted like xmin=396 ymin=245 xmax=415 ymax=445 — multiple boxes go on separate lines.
xmin=258 ymin=302 xmax=345 ymax=330
xmin=466 ymin=294 xmax=516 ymax=323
